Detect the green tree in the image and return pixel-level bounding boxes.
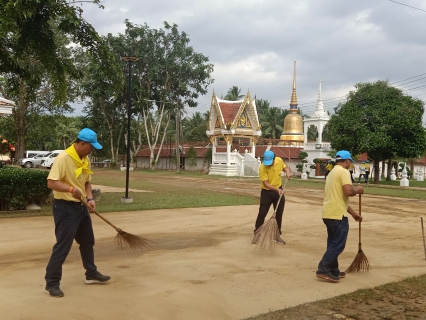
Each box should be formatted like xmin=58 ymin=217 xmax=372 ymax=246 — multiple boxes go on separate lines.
xmin=307 ymin=125 xmax=318 ymax=141
xmin=224 ymin=86 xmax=244 ymax=101
xmin=55 ymin=116 xmax=81 ymax=149
xmin=256 ymin=99 xmax=271 ymax=117
xmin=261 ymin=107 xmax=284 ymax=139
xmin=182 ymin=111 xmax=209 ymax=142
xmin=325 ymin=80 xmax=426 ymax=184
xmin=185 ymin=146 xmax=197 ymax=170
xmin=0 ymin=0 xmax=114 ymax=104
xmin=0 ymin=1 xmax=118 ymax=158
xmin=80 ymin=43 xmax=125 ymax=162
xmin=110 ymin=21 xmax=213 ymax=169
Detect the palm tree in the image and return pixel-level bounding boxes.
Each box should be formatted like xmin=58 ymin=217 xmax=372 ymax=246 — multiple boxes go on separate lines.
xmin=261 ymin=107 xmax=284 ymax=139
xmin=182 ymin=111 xmax=209 ymax=142
xmin=224 ymin=86 xmax=244 ymax=101
xmin=256 ymin=99 xmax=271 ymax=119
xmin=55 ymin=117 xmax=80 ymax=149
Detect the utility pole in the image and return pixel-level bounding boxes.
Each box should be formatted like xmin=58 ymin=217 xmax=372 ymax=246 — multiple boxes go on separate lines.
xmin=176 ymin=107 xmax=180 ymax=172
xmin=121 ymin=55 xmax=138 ymax=203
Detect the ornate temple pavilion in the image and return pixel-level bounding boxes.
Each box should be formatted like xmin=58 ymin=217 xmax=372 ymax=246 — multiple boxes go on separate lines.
xmin=206 ymin=91 xmax=262 ymax=176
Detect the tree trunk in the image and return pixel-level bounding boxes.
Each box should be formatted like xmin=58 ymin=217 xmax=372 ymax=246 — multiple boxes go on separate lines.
xmin=381 ymin=160 xmax=386 ymax=178
xmin=14 ymin=81 xmax=28 ymax=160
xmin=386 ymin=159 xmax=392 ymax=180
xmin=374 ymin=160 xmax=380 ymax=184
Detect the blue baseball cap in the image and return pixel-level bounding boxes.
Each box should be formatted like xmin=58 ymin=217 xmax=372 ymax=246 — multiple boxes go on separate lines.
xmin=263 ymin=150 xmax=275 ymax=165
xmin=78 ymin=128 xmax=103 ymax=150
xmin=335 ymin=150 xmax=354 ymax=162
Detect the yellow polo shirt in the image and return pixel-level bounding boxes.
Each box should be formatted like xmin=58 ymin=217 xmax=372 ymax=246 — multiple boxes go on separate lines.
xmin=47 ymin=151 xmax=91 ymax=202
xmin=259 ymin=157 xmax=286 ymax=190
xmin=322 ymin=164 xmax=352 ymax=219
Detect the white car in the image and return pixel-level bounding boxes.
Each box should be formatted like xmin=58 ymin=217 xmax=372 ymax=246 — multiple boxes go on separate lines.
xmin=17 ymin=153 xmax=51 ymax=168
xmin=41 ymin=150 xmax=64 ymax=169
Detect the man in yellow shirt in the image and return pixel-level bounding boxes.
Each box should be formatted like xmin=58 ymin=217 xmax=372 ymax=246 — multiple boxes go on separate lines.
xmin=358 ymin=161 xmax=367 ymax=183
xmin=348 ymin=161 xmax=355 ymax=183
xmin=316 ymin=150 xmax=364 ymax=283
xmin=44 ymin=128 xmax=110 ymax=297
xmin=325 ymin=160 xmax=333 ymax=179
xmin=252 ymin=150 xmax=291 ymax=244
xmin=365 ymin=160 xmax=371 ymax=184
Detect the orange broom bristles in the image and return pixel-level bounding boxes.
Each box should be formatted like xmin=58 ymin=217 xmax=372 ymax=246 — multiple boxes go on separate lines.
xmin=346 ymin=244 xmax=371 ymax=273
xmin=346 ymin=194 xmax=371 ymax=273
xmin=81 ymin=197 xmax=152 ymax=253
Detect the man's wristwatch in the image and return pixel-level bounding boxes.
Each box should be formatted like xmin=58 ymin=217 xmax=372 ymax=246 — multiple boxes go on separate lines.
xmin=87 ymin=198 xmax=94 ymax=202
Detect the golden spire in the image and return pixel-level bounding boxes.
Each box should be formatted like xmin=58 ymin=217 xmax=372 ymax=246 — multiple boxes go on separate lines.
xmin=280 ymin=60 xmax=304 ymax=145
xmin=290 ymin=60 xmax=298 ymax=108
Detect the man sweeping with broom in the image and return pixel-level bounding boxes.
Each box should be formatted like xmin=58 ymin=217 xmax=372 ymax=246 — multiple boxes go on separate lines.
xmin=44 ymin=128 xmax=110 ymax=297
xmin=252 ymin=150 xmax=291 ymax=245
xmin=316 ymin=150 xmax=364 ymax=283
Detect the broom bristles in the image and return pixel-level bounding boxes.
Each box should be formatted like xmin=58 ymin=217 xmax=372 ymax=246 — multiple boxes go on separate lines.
xmin=345 ymin=249 xmax=371 ymax=273
xmin=115 ymin=229 xmax=152 ymax=252
xmin=255 ymin=217 xmax=280 ymax=250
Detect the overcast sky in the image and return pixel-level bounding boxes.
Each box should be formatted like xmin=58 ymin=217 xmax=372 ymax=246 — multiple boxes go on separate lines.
xmin=73 ymin=0 xmax=426 ymax=120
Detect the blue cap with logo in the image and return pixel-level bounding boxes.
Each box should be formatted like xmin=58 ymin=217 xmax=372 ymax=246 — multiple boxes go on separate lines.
xmin=78 ymin=128 xmax=103 ymax=150
xmin=335 ymin=150 xmax=354 ymax=162
xmin=263 ymin=150 xmax=275 ymax=165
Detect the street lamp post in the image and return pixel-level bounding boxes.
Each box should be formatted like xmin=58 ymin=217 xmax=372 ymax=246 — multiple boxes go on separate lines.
xmin=121 ymin=55 xmax=139 ymax=203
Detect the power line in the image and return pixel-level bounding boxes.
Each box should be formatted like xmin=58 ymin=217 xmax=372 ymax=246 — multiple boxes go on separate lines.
xmin=291 ymin=73 xmax=426 ymax=109
xmin=389 ymin=0 xmax=426 ymax=13
xmin=391 ymin=73 xmax=426 ymax=85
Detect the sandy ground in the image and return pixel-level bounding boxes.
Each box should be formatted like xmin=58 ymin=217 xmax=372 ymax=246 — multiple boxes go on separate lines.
xmin=1 ymin=185 xmax=426 ymax=320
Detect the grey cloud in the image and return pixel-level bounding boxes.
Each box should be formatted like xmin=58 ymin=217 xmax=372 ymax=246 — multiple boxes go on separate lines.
xmin=75 ymin=0 xmax=425 ymax=117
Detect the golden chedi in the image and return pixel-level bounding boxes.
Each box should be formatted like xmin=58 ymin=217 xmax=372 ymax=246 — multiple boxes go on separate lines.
xmin=280 ymin=61 xmax=304 ymax=144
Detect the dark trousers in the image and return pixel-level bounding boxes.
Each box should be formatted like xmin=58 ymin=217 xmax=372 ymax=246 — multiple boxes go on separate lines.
xmin=45 ymin=199 xmax=97 ymax=287
xmin=254 ymin=188 xmax=285 ymax=234
xmin=358 ymin=173 xmax=366 ymax=183
xmin=365 ymin=171 xmax=370 ymax=183
xmin=324 ymin=170 xmax=330 ymax=179
xmin=349 ymin=170 xmax=354 ymax=183
xmin=317 ymin=217 xmax=349 ymax=276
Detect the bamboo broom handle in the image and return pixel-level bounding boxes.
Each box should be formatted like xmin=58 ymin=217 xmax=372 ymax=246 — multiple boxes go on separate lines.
xmin=271 ymin=178 xmax=288 ymax=218
xmin=81 ymin=197 xmax=120 ymax=231
xmin=359 ymin=193 xmax=362 ymax=248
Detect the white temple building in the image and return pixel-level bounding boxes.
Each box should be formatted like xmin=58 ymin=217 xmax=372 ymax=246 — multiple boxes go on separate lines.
xmin=302 ymin=81 xmax=332 ymax=177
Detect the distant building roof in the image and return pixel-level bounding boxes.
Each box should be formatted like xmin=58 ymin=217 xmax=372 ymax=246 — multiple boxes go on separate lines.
xmin=136 ymin=144 xmax=302 ymax=159
xmin=0 ymin=97 xmax=15 ymax=116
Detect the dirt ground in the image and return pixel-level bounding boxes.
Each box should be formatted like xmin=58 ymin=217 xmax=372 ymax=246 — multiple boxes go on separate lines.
xmin=1 ymin=178 xmax=426 ymax=320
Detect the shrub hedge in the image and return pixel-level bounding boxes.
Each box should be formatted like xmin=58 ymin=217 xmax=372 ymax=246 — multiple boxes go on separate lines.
xmin=0 ymin=167 xmax=51 ymax=211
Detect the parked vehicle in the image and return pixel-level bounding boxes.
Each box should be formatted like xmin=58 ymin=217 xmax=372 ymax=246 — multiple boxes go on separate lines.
xmin=18 ymin=153 xmax=51 ymax=168
xmin=24 ymin=150 xmax=50 ymax=158
xmin=41 ymin=150 xmax=64 ymax=169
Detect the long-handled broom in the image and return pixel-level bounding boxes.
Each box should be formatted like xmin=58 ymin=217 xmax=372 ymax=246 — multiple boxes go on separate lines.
xmin=81 ymin=197 xmax=151 ymax=252
xmin=252 ymin=179 xmax=288 ymax=250
xmin=346 ymin=194 xmax=371 ymax=272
